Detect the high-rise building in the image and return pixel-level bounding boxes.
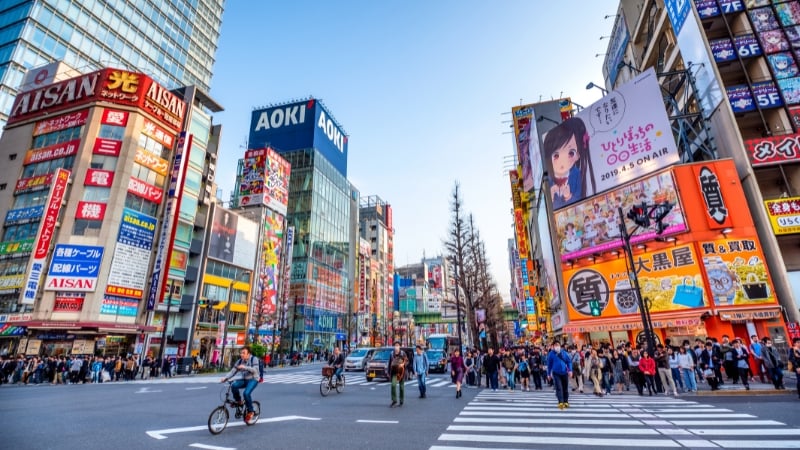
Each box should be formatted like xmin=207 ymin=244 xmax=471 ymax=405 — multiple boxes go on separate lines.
xmin=0 ymin=0 xmax=225 ymax=133
xmin=247 ymin=98 xmax=353 ymax=351
xmin=358 ymin=195 xmax=395 ymax=347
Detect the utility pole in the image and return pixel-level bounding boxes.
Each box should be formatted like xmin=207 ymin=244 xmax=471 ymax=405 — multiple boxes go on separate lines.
xmin=157 ymin=278 xmax=176 ymax=371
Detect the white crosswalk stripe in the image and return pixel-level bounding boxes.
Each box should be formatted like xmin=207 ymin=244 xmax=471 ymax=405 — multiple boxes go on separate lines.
xmin=133 ymin=370 xmax=456 ymax=388
xmin=431 ymin=390 xmax=800 ymax=449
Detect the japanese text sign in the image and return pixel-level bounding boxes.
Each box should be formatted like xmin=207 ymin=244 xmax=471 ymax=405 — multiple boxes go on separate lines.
xmin=764 ymin=196 xmax=800 ymax=235
xmin=45 ymin=244 xmax=104 ymax=292
xmin=699 ymin=238 xmax=777 ymax=306
xmin=744 ymin=132 xmax=800 ymax=166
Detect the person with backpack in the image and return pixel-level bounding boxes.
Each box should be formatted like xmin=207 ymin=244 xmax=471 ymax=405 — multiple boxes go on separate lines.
xmin=546 ymin=341 xmax=573 ymax=409
xmin=517 ymin=351 xmax=531 ymax=392
xmin=220 ymin=345 xmax=260 ymax=422
xmin=530 ymin=348 xmax=544 ymax=391
xmin=388 ymin=342 xmax=408 ymax=408
xmin=412 ymin=345 xmax=429 ymax=398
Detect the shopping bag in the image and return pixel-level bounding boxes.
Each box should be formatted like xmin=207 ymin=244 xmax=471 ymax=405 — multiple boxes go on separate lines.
xmin=672 ymin=277 xmax=704 ymax=307
xmin=742 ymin=273 xmax=769 ymax=299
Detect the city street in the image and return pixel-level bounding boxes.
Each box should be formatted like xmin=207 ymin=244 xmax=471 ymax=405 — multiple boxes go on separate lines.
xmin=2 ymin=364 xmax=799 ymax=449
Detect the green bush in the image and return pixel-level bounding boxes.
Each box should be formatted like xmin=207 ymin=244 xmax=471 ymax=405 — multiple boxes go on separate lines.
xmin=249 ymin=342 xmax=267 ymax=358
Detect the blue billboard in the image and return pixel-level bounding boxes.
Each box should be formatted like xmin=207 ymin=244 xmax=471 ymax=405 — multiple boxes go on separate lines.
xmin=249 ymin=98 xmax=348 ymax=176
xmin=47 ymin=244 xmax=104 ymax=278
xmin=5 ymin=205 xmax=44 ymax=223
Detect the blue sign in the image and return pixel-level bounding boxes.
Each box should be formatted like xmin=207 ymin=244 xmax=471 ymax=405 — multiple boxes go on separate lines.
xmin=711 ymin=38 xmax=736 ymax=63
xmin=727 ymin=84 xmax=755 ymax=113
xmin=118 ymin=208 xmax=157 ymax=249
xmin=664 ymin=0 xmax=690 ymax=35
xmin=735 ymin=35 xmax=762 ymax=59
xmin=249 ymin=99 xmax=348 ymax=177
xmin=5 ymin=205 xmax=44 ymax=223
xmin=752 ymin=81 xmax=783 ymax=109
xmin=48 ymin=244 xmax=104 ymax=277
xmin=695 ymin=0 xmax=721 ymax=19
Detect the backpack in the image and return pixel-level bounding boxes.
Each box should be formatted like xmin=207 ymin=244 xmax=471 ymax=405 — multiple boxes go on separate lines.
xmin=252 ymin=356 xmax=265 ymax=382
xmin=390 ymin=353 xmax=405 ymax=375
xmin=518 ymin=360 xmax=528 ymax=372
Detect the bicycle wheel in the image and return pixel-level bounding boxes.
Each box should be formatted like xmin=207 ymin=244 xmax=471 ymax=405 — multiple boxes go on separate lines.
xmin=320 ymin=377 xmax=331 ymax=396
xmin=336 ymin=374 xmax=345 ymax=393
xmin=208 ymin=406 xmax=229 ymax=435
xmin=245 ymin=401 xmax=261 ymax=425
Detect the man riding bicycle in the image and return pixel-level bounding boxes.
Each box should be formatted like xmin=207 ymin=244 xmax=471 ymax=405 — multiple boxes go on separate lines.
xmin=220 ymin=346 xmax=259 ymax=422
xmin=328 ymin=347 xmax=344 ymax=384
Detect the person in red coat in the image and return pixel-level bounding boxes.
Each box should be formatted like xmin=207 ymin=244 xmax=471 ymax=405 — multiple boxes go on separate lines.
xmin=639 ymin=350 xmax=657 ymax=396
xmin=450 ymin=349 xmax=466 ymax=398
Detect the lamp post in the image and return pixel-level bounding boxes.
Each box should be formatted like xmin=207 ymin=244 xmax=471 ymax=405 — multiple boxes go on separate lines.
xmin=157 ymin=279 xmax=176 ymax=369
xmin=617 ymin=202 xmax=673 ymax=353
xmin=220 ymin=269 xmax=251 ymax=368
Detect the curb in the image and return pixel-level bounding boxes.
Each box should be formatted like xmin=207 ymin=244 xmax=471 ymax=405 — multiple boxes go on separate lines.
xmin=696 ymin=388 xmax=786 ymax=396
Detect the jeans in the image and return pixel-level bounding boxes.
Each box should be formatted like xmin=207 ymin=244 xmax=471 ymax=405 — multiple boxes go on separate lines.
xmin=671 ymin=368 xmax=683 ymax=389
xmin=334 ymin=367 xmax=343 ymax=383
xmin=767 ymin=366 xmax=784 ymax=389
xmin=681 ymin=368 xmax=697 ymax=391
xmin=390 ymin=374 xmax=405 ymax=403
xmin=553 ymin=373 xmax=569 ymax=404
xmin=417 ymin=372 xmax=427 ymax=396
xmin=231 ymin=379 xmax=258 ymax=413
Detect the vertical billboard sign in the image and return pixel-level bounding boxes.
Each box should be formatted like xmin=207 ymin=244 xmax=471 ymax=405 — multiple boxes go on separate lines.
xmin=44 ymin=245 xmax=104 ymax=292
xmin=603 ymin=10 xmax=630 ymax=87
xmin=312 ymin=102 xmax=348 ymax=177
xmin=208 ymin=206 xmax=238 ymax=263
xmin=664 ymin=0 xmax=724 ymax=117
xmin=544 ymin=68 xmax=680 ymax=210
xmin=265 ymin=148 xmax=291 ymax=216
xmin=147 ymin=133 xmax=191 ymax=310
xmin=106 ymin=208 xmax=157 ymax=301
xmin=21 ymin=168 xmax=71 ymax=304
xmin=512 ymin=104 xmax=542 ymax=193
xmin=536 ymin=197 xmax=561 ymax=309
xmin=281 ymin=226 xmax=295 ymax=310
xmin=237 ymin=148 xmax=267 ymax=207
xmin=258 ymin=210 xmax=284 ymax=317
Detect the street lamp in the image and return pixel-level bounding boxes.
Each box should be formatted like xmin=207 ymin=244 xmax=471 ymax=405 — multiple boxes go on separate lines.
xmin=586 ymin=81 xmax=609 ymax=95
xmin=617 ymin=201 xmax=673 ymax=353
xmin=219 ymin=269 xmax=251 ymax=368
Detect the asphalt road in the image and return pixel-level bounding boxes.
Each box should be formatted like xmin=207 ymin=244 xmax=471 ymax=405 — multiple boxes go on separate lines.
xmin=1 ymin=365 xmax=799 ymax=450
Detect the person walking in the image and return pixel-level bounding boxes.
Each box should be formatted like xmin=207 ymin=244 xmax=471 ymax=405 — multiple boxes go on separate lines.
xmin=611 ymin=349 xmax=625 ymax=394
xmin=546 ymin=341 xmax=573 ymax=409
xmin=639 ymin=350 xmax=657 ymax=396
xmin=412 ymin=345 xmax=429 ymax=399
xmin=586 ymin=348 xmax=603 ymax=397
xmin=788 ymin=337 xmax=800 ymax=399
xmin=761 ymin=337 xmax=784 ymax=390
xmin=530 ymin=347 xmax=544 ymax=391
xmin=655 ymin=344 xmax=679 ymax=396
xmin=388 ymin=343 xmax=408 ymax=408
xmin=483 ymin=348 xmax=500 ymax=391
xmin=464 ymin=351 xmax=475 ymax=387
xmin=450 ymin=348 xmax=466 ymax=398
xmin=732 ymin=339 xmax=751 ymax=390
xmin=627 ymin=348 xmax=645 ymax=395
xmin=677 ymin=345 xmax=697 ymax=393
xmin=569 ymin=346 xmax=584 ymax=393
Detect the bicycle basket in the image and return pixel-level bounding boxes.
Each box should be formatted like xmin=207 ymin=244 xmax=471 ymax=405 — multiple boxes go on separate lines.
xmin=322 ymin=366 xmax=335 ymax=377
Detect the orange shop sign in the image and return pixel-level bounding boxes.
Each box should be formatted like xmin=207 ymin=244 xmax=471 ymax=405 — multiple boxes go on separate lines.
xmin=563 ymin=243 xmax=707 ymax=321
xmin=698 ymin=238 xmax=776 ymax=306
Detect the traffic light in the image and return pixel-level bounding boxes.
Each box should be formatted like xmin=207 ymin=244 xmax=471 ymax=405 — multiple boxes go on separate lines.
xmin=627 ymin=202 xmax=650 ymax=228
xmin=589 ymin=298 xmax=601 ymax=317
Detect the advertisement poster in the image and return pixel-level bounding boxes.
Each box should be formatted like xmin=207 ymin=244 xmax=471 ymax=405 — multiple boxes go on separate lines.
xmin=777 ymin=76 xmax=800 ymax=104
xmin=544 ymin=68 xmax=679 ymax=209
xmin=44 ymin=244 xmax=104 ymax=292
xmin=105 ymin=208 xmax=157 ymax=300
xmin=563 ymin=243 xmax=706 ymax=320
xmin=554 ymin=169 xmax=686 ymax=262
xmin=744 ymin=132 xmax=800 ymax=166
xmin=265 ymin=148 xmax=291 ymax=216
xmin=511 ymin=104 xmax=541 ymax=193
xmin=208 ymin=207 xmax=238 ymax=263
xmin=764 ymin=196 xmax=800 ymax=235
xmin=536 ymin=201 xmax=561 ymax=309
xmin=767 ymin=52 xmax=798 ymax=79
xmin=699 ymin=238 xmax=777 ymax=306
xmin=711 ymin=38 xmax=736 ymax=62
xmin=257 ymin=209 xmax=285 ymax=317
xmin=727 ymin=84 xmax=756 ymax=113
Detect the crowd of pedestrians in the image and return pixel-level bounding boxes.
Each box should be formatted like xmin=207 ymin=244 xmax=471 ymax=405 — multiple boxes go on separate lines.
xmin=0 ymin=353 xmax=180 ymax=385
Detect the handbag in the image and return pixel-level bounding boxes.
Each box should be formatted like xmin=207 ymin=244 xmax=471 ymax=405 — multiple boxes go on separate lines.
xmin=742 ymin=273 xmax=769 ymax=299
xmin=672 ymin=277 xmax=704 ymax=307
xmin=702 ymin=368 xmax=714 ymax=378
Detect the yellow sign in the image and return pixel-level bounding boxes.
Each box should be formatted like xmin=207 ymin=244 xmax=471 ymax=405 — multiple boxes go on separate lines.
xmin=699 ymin=238 xmax=777 ymax=306
xmin=764 ymin=197 xmax=800 ymax=235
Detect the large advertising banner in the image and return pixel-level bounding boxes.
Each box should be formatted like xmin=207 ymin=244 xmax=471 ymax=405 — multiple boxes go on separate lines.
xmin=554 ymin=169 xmax=687 ymax=262
xmin=765 ymin=196 xmax=800 ymax=235
xmin=544 ymin=68 xmax=679 ymax=210
xmin=21 ymin=168 xmax=70 ymax=305
xmin=44 ymin=244 xmax=104 ymax=292
xmin=563 ymin=243 xmax=706 ymax=321
xmin=699 ymin=238 xmax=777 ymax=307
xmin=744 ymin=132 xmax=800 ymax=166
xmin=238 ymin=148 xmax=291 ymax=215
xmin=537 ymin=199 xmax=561 ymax=309
xmin=511 ymin=104 xmax=541 ymax=193
xmin=106 ymin=208 xmax=157 ymax=300
xmin=208 ymin=207 xmax=238 ymax=263
xmin=257 ymin=209 xmax=285 ymax=317
xmin=603 ymin=10 xmax=630 ymax=87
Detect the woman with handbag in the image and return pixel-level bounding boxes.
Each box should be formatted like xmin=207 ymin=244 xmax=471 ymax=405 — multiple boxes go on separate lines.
xmin=449 ymin=349 xmax=466 ymax=398
xmin=700 ymin=342 xmax=720 ymax=391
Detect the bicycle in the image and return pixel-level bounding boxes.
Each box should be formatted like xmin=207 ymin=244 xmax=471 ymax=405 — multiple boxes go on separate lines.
xmin=320 ymin=365 xmax=345 ymax=396
xmin=208 ymin=382 xmax=261 ymax=435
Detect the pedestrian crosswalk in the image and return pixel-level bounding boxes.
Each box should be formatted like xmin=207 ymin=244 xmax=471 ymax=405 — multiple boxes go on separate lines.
xmin=133 ymin=370 xmax=457 ymax=388
xmin=430 ymin=390 xmax=800 ymax=449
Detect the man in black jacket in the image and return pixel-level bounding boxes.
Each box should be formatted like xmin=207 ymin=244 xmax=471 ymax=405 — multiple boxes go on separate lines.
xmin=483 ymin=347 xmax=500 ymax=392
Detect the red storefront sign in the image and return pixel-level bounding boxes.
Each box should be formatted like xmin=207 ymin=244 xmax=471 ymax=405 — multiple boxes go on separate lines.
xmin=15 ymin=173 xmax=53 ymax=193
xmin=84 ymin=169 xmax=115 ymax=187
xmin=34 ymin=110 xmax=89 ymax=136
xmin=34 ymin=169 xmax=70 ymax=259
xmin=92 ymin=138 xmax=122 ymax=156
xmin=744 ymin=133 xmax=800 ymax=166
xmin=24 ymin=139 xmax=80 ymax=165
xmin=53 ymin=296 xmax=85 ymax=312
xmin=127 ymin=177 xmax=163 ymax=203
xmin=100 ymin=108 xmax=129 ymax=127
xmin=75 ymin=201 xmax=107 ymax=220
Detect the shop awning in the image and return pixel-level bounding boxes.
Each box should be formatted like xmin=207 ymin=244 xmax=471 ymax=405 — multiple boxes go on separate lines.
xmin=0 ymin=323 xmax=26 ymax=336
xmin=563 ymin=309 xmax=711 ymax=334
xmin=20 ymin=320 xmax=157 ymax=333
xmin=717 ymin=306 xmax=782 ymax=321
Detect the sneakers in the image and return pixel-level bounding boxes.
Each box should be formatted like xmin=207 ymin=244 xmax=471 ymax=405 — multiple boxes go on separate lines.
xmin=245 ymin=411 xmax=255 ymax=422
xmin=558 ymin=402 xmax=565 ymax=410
xmin=390 ymin=401 xmax=397 ymax=408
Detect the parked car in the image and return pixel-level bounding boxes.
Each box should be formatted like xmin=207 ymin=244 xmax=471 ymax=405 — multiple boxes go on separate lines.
xmin=426 ymin=349 xmax=447 ymax=373
xmin=365 ymin=346 xmax=414 ymax=382
xmin=344 ymin=347 xmax=375 ymax=371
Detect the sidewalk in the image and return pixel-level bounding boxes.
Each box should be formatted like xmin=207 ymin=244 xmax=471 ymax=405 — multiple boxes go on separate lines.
xmin=695 ymin=371 xmax=796 ymax=396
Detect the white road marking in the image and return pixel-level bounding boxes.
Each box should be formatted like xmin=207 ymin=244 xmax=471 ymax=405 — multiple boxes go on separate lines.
xmin=145 ymin=415 xmax=320 ymax=439
xmin=185 ymin=386 xmax=207 ymax=390
xmin=189 ymin=444 xmax=236 ymax=450
xmin=356 ymin=420 xmax=399 ymax=424
xmin=438 ymin=433 xmax=681 ymax=447
xmin=135 ymin=387 xmax=162 ymax=393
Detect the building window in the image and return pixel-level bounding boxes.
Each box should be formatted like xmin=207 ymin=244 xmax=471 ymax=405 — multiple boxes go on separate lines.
xmin=90 ymin=154 xmax=118 ymax=171
xmin=9 ymin=154 xmax=16 ymax=160
xmin=124 ymin=192 xmax=159 ymax=217
xmin=0 ymin=183 xmax=6 ymax=191
xmin=72 ymin=219 xmax=102 ymax=236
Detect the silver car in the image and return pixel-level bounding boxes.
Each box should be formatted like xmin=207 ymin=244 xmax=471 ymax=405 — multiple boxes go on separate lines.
xmin=344 ymin=347 xmax=375 ymax=371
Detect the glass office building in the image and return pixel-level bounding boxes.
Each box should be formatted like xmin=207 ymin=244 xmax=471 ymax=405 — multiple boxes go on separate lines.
xmin=0 ymin=0 xmax=224 ymax=132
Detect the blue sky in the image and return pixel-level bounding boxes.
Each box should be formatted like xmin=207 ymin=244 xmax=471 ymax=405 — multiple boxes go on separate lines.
xmin=208 ymin=1 xmax=618 ymax=302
